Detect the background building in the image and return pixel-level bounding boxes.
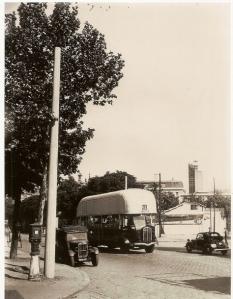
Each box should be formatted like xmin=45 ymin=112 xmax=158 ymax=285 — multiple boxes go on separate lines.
xmin=188 ymin=161 xmax=203 ymax=194
xmin=161 ymin=201 xmax=227 ymax=238
xmin=138 ymin=179 xmax=185 ymax=202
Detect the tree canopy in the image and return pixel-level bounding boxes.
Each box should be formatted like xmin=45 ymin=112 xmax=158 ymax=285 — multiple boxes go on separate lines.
xmin=18 ymin=171 xmax=142 ymax=228
xmin=5 ymin=2 xmax=124 ymax=258
xmin=5 ymin=2 xmax=124 ymax=196
xmin=86 ymin=171 xmax=141 ymax=194
xmin=160 ymin=192 xmax=179 ymax=212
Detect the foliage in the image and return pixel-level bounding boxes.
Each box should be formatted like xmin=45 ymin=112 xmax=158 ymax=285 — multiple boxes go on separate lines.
xmin=5 ymin=197 xmax=14 ymax=227
xmin=160 ymin=192 xmax=179 ymax=211
xmin=18 ymin=195 xmax=40 ymax=232
xmin=86 ymin=171 xmax=140 ymax=194
xmin=5 ymin=2 xmax=124 ymax=195
xmin=19 ymin=171 xmax=141 ymax=225
xmin=57 ymin=176 xmax=81 ymax=220
xmin=5 ymin=3 xmax=124 ymax=257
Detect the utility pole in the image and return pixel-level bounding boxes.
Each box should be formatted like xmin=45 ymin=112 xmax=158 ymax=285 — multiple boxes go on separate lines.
xmin=45 ymin=47 xmax=61 ymax=279
xmin=154 ymin=173 xmax=163 ymax=237
xmin=213 ymin=177 xmax=216 ymax=232
xmin=125 ymin=176 xmax=128 ymax=190
xmin=209 ymin=200 xmax=212 ymax=232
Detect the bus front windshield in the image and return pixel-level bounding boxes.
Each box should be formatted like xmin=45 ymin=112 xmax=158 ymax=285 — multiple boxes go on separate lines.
xmin=127 ymin=215 xmax=152 ymax=228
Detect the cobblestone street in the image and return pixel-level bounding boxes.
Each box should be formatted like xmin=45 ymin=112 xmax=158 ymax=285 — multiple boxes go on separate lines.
xmin=74 ymin=246 xmax=230 ymax=299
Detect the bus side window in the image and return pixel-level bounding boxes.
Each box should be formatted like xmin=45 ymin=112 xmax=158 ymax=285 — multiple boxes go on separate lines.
xmin=93 ymin=216 xmax=101 ymax=225
xmin=81 ymin=217 xmax=87 ymax=226
xmin=88 ymin=216 xmax=94 ymax=226
xmin=76 ymin=218 xmax=82 ymax=225
xmin=122 ymin=215 xmax=128 ymax=227
xmin=112 ymin=215 xmax=120 ymax=228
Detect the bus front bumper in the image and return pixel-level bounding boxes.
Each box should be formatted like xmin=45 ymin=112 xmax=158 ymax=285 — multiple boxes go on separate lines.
xmin=132 ymin=242 xmax=156 ymax=248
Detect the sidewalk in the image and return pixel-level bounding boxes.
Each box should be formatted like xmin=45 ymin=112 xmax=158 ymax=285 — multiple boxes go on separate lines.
xmin=5 ymin=242 xmax=90 ymax=299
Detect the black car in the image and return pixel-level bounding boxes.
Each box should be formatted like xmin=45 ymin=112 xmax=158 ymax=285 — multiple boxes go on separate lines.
xmin=55 ymin=225 xmax=99 ymax=266
xmin=185 ymin=232 xmax=229 ymax=255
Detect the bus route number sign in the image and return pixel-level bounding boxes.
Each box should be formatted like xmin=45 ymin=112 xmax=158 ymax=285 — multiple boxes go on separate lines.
xmin=142 ymin=204 xmax=148 ymax=213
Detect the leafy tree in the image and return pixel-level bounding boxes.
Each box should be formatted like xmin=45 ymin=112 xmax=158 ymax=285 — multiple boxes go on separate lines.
xmin=160 ymin=192 xmax=179 ymax=211
xmin=59 ymin=171 xmax=141 ymax=222
xmin=57 ymin=176 xmax=81 ymax=220
xmin=20 ymin=195 xmax=40 ymax=233
xmin=5 ymin=197 xmax=14 ymax=227
xmin=86 ymin=171 xmax=140 ymax=194
xmin=5 ymin=3 xmax=124 ymax=258
xmin=205 ymin=193 xmax=231 ymax=230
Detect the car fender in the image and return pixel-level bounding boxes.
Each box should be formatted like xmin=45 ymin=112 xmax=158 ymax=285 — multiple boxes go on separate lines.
xmin=89 ymin=246 xmax=99 ymax=255
xmin=68 ymin=249 xmax=75 ymax=257
xmin=186 ymin=241 xmax=192 ymax=247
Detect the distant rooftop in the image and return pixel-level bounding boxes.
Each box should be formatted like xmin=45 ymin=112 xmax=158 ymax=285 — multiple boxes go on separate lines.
xmin=137 ymin=180 xmax=184 ymax=189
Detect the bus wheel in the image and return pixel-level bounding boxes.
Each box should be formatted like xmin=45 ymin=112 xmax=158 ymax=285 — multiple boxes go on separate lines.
xmin=145 ymin=245 xmax=154 ymax=253
xmin=120 ymin=245 xmax=130 ymax=253
xmin=108 ymin=244 xmax=116 ymax=250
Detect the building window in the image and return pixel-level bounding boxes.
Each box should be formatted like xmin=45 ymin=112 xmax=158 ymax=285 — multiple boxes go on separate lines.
xmin=191 ymin=204 xmax=197 ymax=210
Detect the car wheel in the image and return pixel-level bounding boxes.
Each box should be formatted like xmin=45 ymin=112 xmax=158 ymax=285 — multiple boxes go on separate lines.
xmin=91 ymin=253 xmax=99 ymax=266
xmin=186 ymin=245 xmax=192 ymax=253
xmin=208 ymin=247 xmax=213 ymax=255
xmin=145 ymin=245 xmax=155 ymax=253
xmin=69 ymin=256 xmax=75 ymax=267
xmin=221 ymin=250 xmax=227 ymax=256
xmin=203 ymin=247 xmax=213 ymax=255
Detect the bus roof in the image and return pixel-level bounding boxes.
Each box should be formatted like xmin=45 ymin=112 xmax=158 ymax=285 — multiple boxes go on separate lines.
xmin=76 ymin=188 xmax=157 ymax=216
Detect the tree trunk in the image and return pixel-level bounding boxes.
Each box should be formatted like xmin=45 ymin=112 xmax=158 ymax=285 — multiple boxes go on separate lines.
xmin=38 ymin=165 xmax=48 ymax=226
xmin=10 ymin=186 xmax=21 ymax=259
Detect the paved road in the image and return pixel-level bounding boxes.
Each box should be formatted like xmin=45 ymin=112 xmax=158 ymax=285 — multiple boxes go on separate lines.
xmin=72 ymin=246 xmax=230 ymax=299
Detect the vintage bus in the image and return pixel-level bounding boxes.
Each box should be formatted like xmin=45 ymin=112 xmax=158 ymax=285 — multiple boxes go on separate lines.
xmin=76 ymin=188 xmax=158 ymax=253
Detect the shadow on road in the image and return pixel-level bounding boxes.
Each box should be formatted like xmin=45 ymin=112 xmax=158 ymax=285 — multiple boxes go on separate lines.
xmin=5 ymin=290 xmax=25 ymax=299
xmin=183 ymin=276 xmax=231 ymax=294
xmin=98 ymin=247 xmax=145 ymax=255
xmin=157 ymin=247 xmax=231 ymax=258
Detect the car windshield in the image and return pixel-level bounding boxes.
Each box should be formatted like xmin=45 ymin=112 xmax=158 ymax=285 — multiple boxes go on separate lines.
xmin=66 ymin=232 xmax=87 ymax=241
xmin=127 ymin=215 xmax=154 ymax=228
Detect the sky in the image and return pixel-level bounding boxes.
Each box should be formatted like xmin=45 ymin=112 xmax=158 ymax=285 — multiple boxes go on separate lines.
xmin=4 ymin=1 xmax=231 ymax=193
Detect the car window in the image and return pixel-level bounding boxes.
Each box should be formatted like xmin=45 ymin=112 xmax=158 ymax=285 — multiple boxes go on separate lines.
xmin=210 ymin=233 xmax=220 ymax=237
xmin=196 ymin=234 xmax=204 ymax=240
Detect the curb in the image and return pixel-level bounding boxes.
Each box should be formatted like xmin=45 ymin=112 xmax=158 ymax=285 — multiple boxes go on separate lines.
xmin=5 ymin=246 xmax=90 ymax=299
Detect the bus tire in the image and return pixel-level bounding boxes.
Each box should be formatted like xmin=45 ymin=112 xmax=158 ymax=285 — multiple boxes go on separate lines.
xmin=108 ymin=244 xmax=116 ymax=250
xmin=145 ymin=245 xmax=154 ymax=253
xmin=120 ymin=245 xmax=130 ymax=253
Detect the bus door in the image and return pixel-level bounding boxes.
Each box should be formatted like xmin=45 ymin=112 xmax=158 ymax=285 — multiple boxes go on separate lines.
xmin=102 ymin=215 xmax=120 ymax=245
xmin=88 ymin=216 xmax=103 ymax=245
